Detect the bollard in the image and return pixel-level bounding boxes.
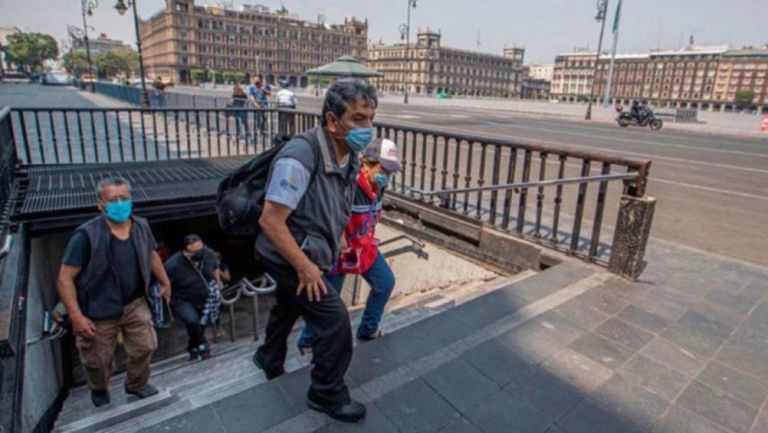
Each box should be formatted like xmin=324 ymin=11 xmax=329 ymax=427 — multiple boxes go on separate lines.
xmin=608 ymin=195 xmax=656 ymax=280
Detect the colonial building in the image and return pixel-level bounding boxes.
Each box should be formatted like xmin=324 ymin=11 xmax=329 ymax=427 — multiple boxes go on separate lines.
xmin=367 ymin=30 xmax=524 ymax=98
xmin=139 ymin=0 xmax=368 ymax=86
xmin=72 ymin=33 xmax=133 ymax=57
xmin=527 ymin=64 xmax=554 ymax=82
xmin=552 ymin=45 xmax=768 ymax=112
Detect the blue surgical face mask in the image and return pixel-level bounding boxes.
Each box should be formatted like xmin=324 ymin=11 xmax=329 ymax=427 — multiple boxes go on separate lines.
xmin=104 ymin=200 xmax=132 ymax=223
xmin=374 ymin=172 xmax=390 ymax=190
xmin=345 ymin=127 xmax=375 ymax=152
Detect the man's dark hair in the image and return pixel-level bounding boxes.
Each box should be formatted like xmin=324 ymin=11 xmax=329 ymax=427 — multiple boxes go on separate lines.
xmin=321 ymin=79 xmax=378 ymax=127
xmin=183 ymin=234 xmax=202 ymax=248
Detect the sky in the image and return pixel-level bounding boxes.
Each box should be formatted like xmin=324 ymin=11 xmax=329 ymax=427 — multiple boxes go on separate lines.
xmin=1 ymin=0 xmax=767 ymax=64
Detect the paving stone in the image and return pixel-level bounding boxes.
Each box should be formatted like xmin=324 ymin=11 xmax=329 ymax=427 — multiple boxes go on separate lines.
xmin=751 ymin=406 xmax=768 ymax=433
xmin=505 ymin=363 xmax=584 ymax=419
xmin=465 ymin=390 xmax=552 ymax=433
xmin=696 ymin=361 xmax=768 ymax=409
xmin=618 ymin=305 xmax=671 ymax=334
xmin=647 ymin=286 xmax=698 ymax=308
xmin=575 ymin=284 xmax=634 ymax=315
xmin=556 ymin=399 xmax=644 ymax=433
xmin=661 ymin=323 xmax=729 ymax=358
xmin=569 ymin=333 xmax=635 ymax=370
xmin=631 ymin=292 xmax=688 ymax=322
xmin=717 ymin=339 xmax=768 ymax=383
xmin=678 ymin=381 xmax=758 ymax=433
xmin=640 ymin=337 xmax=705 ymax=377
xmin=689 ymin=299 xmax=746 ymax=330
xmin=592 ymin=374 xmax=670 ymax=429
xmin=422 ymin=357 xmax=500 ymax=414
xmin=619 ymin=355 xmax=691 ymax=402
xmin=212 ymin=380 xmax=302 ymax=433
xmin=653 ymin=404 xmax=732 ymax=433
xmin=139 ymin=405 xmax=227 ymax=433
xmin=706 ymin=289 xmax=761 ymax=315
xmin=346 ymin=338 xmax=404 ymax=385
xmin=530 ymin=310 xmax=589 ymax=345
xmin=438 ymin=417 xmax=483 ymax=433
xmin=553 ymin=298 xmax=610 ymax=331
xmin=312 ymin=404 xmax=399 ymax=433
xmin=374 ymin=378 xmax=460 ymax=433
xmin=541 ymin=348 xmax=614 ymax=394
xmin=460 ymin=338 xmax=535 ymax=387
xmin=595 ymin=318 xmax=655 ymax=352
xmin=495 ymin=321 xmax=567 ymax=365
xmin=451 ymin=289 xmax=528 ymax=330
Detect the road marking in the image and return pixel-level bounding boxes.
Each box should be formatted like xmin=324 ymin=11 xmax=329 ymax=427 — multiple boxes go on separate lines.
xmin=650 ymin=177 xmax=768 ymax=201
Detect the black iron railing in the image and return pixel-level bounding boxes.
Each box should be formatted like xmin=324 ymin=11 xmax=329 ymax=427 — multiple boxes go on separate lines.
xmin=9 ymin=108 xmax=280 ymax=165
xmin=0 ymin=108 xmax=16 ymax=247
xmin=8 ymin=106 xmax=651 ymax=263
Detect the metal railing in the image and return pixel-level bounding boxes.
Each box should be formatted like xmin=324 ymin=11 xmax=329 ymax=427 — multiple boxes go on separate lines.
xmin=0 ymin=108 xmax=17 ymax=246
xmin=9 ymin=107 xmax=281 ymax=165
xmin=7 ymin=105 xmax=652 ymax=263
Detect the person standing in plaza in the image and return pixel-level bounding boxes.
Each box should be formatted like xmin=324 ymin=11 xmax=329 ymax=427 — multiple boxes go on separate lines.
xmin=252 ymin=79 xmax=378 ymax=423
xmin=57 ymin=177 xmax=171 ymax=407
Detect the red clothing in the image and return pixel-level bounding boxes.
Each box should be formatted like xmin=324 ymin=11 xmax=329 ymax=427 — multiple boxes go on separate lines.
xmin=330 ymin=170 xmax=382 ymax=275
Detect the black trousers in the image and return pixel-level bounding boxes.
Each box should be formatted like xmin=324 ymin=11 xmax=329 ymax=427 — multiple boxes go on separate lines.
xmin=171 ymin=297 xmax=207 ymax=351
xmin=256 ymin=259 xmax=352 ymax=405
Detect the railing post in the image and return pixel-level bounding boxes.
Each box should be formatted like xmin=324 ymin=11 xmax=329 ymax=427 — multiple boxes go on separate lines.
xmin=608 ymin=195 xmax=656 ymax=280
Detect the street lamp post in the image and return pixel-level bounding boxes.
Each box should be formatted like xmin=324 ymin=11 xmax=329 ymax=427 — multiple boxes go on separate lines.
xmin=115 ymin=0 xmax=150 ymax=107
xmin=585 ymin=0 xmax=609 ymax=120
xmin=80 ymin=0 xmax=98 ymax=92
xmin=401 ymin=0 xmax=417 ymax=104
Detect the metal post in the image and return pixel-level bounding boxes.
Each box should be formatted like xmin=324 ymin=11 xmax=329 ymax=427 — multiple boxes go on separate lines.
xmin=131 ymin=1 xmax=150 ymax=108
xmin=80 ymin=0 xmax=97 ymax=93
xmin=585 ymin=0 xmax=609 ymax=120
xmin=603 ymin=0 xmax=622 ymax=106
xmin=403 ymin=0 xmax=416 ymax=104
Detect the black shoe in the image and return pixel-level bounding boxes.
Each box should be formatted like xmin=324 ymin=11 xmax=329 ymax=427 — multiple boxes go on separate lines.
xmin=91 ymin=389 xmax=111 ymax=407
xmin=126 ymin=384 xmax=159 ymax=399
xmin=306 ymin=396 xmax=366 ymax=423
xmin=252 ymin=349 xmax=284 ymax=380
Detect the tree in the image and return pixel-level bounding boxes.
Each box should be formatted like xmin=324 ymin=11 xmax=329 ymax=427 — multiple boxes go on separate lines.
xmin=5 ymin=32 xmax=58 ymax=74
xmin=62 ymin=51 xmax=90 ymax=78
xmin=95 ymin=49 xmax=138 ymax=79
xmin=212 ymin=70 xmax=224 ymax=84
xmin=233 ymin=71 xmax=246 ymax=84
xmin=735 ymin=89 xmax=756 ymax=108
xmin=190 ymin=69 xmax=207 ymax=84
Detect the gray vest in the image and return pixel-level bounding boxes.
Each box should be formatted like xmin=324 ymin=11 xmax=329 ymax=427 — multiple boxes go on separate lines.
xmin=256 ymin=127 xmax=360 ymax=271
xmin=75 ymin=215 xmax=155 ymax=320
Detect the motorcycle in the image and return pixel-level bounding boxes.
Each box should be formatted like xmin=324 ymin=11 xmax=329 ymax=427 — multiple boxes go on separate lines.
xmin=616 ymin=107 xmax=663 ymax=130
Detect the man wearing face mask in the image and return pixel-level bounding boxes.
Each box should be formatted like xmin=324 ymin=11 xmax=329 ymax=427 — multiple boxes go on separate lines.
xmin=297 ymin=138 xmax=401 ymax=354
xmin=57 ymin=177 xmax=171 ymax=407
xmin=252 ymin=79 xmax=377 ymax=423
xmin=163 ymin=234 xmax=219 ymax=361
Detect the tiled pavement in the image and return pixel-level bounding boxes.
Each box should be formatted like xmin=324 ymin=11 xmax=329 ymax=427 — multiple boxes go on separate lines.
xmin=108 ymin=237 xmax=768 ymax=433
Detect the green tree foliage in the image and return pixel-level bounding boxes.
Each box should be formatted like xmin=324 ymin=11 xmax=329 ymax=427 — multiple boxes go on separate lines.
xmin=190 ymin=69 xmax=207 ymax=84
xmin=735 ymin=89 xmax=756 ymax=108
xmin=222 ymin=71 xmax=237 ymax=84
xmin=233 ymin=71 xmax=246 ymax=84
xmin=5 ymin=32 xmax=58 ymax=73
xmin=95 ymin=49 xmax=138 ymax=79
xmin=62 ymin=51 xmax=90 ymax=78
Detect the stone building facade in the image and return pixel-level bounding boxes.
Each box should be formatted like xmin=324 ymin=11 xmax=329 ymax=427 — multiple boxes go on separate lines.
xmin=367 ymin=30 xmax=524 ymax=98
xmin=139 ymin=0 xmax=368 ymax=86
xmin=552 ymin=45 xmax=768 ymax=112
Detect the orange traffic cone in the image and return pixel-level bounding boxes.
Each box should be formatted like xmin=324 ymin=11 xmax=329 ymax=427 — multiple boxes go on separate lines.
xmin=763 ymin=115 xmax=768 ymax=132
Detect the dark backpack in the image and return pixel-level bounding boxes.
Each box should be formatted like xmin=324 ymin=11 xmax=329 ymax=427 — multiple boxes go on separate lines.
xmin=216 ymin=133 xmax=293 ymax=236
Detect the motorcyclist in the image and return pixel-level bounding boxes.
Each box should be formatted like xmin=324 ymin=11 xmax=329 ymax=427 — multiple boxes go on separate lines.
xmin=630 ymin=101 xmax=641 ymax=120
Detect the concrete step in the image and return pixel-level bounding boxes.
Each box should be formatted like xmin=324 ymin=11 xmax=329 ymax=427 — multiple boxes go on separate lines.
xmin=53 ymin=270 xmax=547 ymax=433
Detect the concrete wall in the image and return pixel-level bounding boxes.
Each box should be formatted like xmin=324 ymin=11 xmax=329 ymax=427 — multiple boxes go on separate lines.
xmin=344 ymin=224 xmax=497 ymax=306
xmin=22 ymin=233 xmax=69 ymax=433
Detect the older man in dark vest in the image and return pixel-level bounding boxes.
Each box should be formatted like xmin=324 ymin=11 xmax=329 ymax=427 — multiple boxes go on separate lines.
xmin=57 ymin=177 xmax=171 ymax=407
